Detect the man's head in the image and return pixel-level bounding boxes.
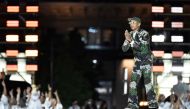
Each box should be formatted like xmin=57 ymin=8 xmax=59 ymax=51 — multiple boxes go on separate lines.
xmin=128 ymin=17 xmax=141 ymax=31
xmin=177 ymin=75 xmax=182 ymax=81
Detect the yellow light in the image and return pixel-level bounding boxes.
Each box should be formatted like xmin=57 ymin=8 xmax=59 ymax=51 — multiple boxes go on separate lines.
xmin=6 ymin=50 xmax=19 ymax=57
xmin=7 ymin=65 xmax=18 ymax=72
xmin=6 ymin=35 xmax=19 ymax=42
xmin=25 ymin=50 xmax=38 ymax=57
xmin=153 ymin=66 xmax=164 ymax=73
xmin=26 ymin=21 xmax=38 ymax=27
xmin=172 ymin=51 xmax=184 ymax=57
xmin=152 ymin=21 xmax=164 ymax=28
xmin=7 ymin=20 xmax=19 ymax=27
xmin=26 ymin=65 xmax=38 ymax=71
xmin=152 ymin=50 xmax=164 ymax=57
xmin=7 ymin=6 xmax=19 ymax=12
xmin=152 ymin=6 xmax=164 ymax=13
xmin=25 ymin=35 xmax=38 ymax=42
xmin=26 ymin=6 xmax=39 ymax=12
xmin=139 ymin=101 xmax=148 ymax=106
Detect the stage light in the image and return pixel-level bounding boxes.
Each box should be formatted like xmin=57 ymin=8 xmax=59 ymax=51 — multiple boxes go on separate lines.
xmin=26 ymin=64 xmax=38 ymax=71
xmin=6 ymin=20 xmax=19 ymax=27
xmin=7 ymin=65 xmax=18 ymax=72
xmin=152 ymin=34 xmax=165 ymax=42
xmin=6 ymin=35 xmax=19 ymax=42
xmin=139 ymin=101 xmax=148 ymax=106
xmin=171 ymin=35 xmax=183 ymax=42
xmin=152 ymin=21 xmax=164 ymax=28
xmin=95 ymin=88 xmax=107 ymax=94
xmin=25 ymin=50 xmax=38 ymax=57
xmin=153 ymin=66 xmax=164 ymax=72
xmin=152 ymin=50 xmax=164 ymax=57
xmin=6 ymin=50 xmax=19 ymax=57
xmin=88 ymin=27 xmax=98 ymax=33
xmin=123 ymin=68 xmax=128 ymax=94
xmin=171 ymin=22 xmax=183 ymax=28
xmin=163 ymin=53 xmax=172 ymax=59
xmin=25 ymin=35 xmax=38 ymax=42
xmin=26 ymin=6 xmax=39 ymax=12
xmin=7 ymin=6 xmax=19 ymax=12
xmin=171 ymin=66 xmax=183 ymax=72
xmin=171 ymin=7 xmax=183 ymax=13
xmin=152 ymin=6 xmax=164 ymax=13
xmin=124 ymin=82 xmax=127 ymax=94
xmin=26 ymin=21 xmax=38 ymax=27
xmin=172 ymin=51 xmax=184 ymax=57
xmin=92 ymin=59 xmax=97 ymax=64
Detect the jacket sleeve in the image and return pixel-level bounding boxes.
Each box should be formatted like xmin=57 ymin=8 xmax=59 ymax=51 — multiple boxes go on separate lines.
xmin=131 ymin=30 xmax=150 ymax=52
xmin=122 ymin=40 xmax=131 ymax=52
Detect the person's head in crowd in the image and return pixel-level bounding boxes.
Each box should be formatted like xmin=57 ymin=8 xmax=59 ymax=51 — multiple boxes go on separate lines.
xmin=165 ymin=94 xmax=178 ymax=103
xmin=100 ymin=100 xmax=108 ymax=109
xmin=158 ymin=94 xmax=165 ymax=103
xmin=177 ymin=75 xmax=183 ymax=82
xmin=26 ymin=86 xmax=32 ymax=95
xmin=72 ymin=99 xmax=79 ymax=106
xmin=40 ymin=92 xmax=46 ymax=104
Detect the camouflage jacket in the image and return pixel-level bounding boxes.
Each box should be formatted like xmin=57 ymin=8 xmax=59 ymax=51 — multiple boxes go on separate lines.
xmin=122 ymin=29 xmax=152 ymax=61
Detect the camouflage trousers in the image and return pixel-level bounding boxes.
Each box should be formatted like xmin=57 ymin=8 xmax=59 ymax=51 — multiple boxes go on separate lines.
xmin=128 ymin=60 xmax=156 ymax=108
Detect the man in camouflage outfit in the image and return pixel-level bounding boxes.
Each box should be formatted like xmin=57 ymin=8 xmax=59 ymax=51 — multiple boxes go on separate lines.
xmin=122 ymin=17 xmax=158 ymax=109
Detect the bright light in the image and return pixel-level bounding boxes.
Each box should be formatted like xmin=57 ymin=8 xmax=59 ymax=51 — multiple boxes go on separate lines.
xmin=25 ymin=35 xmax=38 ymax=42
xmin=9 ymin=73 xmax=32 ymax=84
xmin=92 ymin=59 xmax=97 ymax=64
xmin=17 ymin=54 xmax=26 ymax=73
xmin=7 ymin=65 xmax=18 ymax=72
xmin=152 ymin=34 xmax=165 ymax=42
xmin=6 ymin=50 xmax=18 ymax=57
xmin=171 ymin=7 xmax=183 ymax=13
xmin=88 ymin=27 xmax=97 ymax=33
xmin=171 ymin=22 xmax=183 ymax=28
xmin=6 ymin=20 xmax=19 ymax=27
xmin=26 ymin=65 xmax=38 ymax=71
xmin=124 ymin=68 xmax=128 ymax=80
xmin=26 ymin=21 xmax=38 ymax=27
xmin=171 ymin=35 xmax=183 ymax=42
xmin=172 ymin=51 xmax=184 ymax=57
xmin=6 ymin=35 xmax=19 ymax=42
xmin=152 ymin=6 xmax=164 ymax=13
xmin=152 ymin=21 xmax=164 ymax=28
xmin=153 ymin=66 xmax=164 ymax=72
xmin=139 ymin=101 xmax=148 ymax=106
xmin=95 ymin=88 xmax=107 ymax=94
xmin=124 ymin=82 xmax=127 ymax=94
xmin=25 ymin=50 xmax=38 ymax=57
xmin=152 ymin=50 xmax=164 ymax=57
xmin=7 ymin=6 xmax=19 ymax=12
xmin=171 ymin=66 xmax=183 ymax=72
xmin=26 ymin=6 xmax=39 ymax=12
xmin=163 ymin=53 xmax=172 ymax=59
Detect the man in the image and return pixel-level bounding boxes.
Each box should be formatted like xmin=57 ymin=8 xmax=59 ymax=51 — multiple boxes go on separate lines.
xmin=122 ymin=17 xmax=158 ymax=109
xmin=172 ymin=75 xmax=188 ymax=99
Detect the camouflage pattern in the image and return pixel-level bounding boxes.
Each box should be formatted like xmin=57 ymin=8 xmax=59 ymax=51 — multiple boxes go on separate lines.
xmin=122 ymin=29 xmax=157 ymax=109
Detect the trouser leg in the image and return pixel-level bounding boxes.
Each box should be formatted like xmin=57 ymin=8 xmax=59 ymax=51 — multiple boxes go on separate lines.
xmin=128 ymin=62 xmax=141 ymax=108
xmin=142 ymin=64 xmax=157 ymax=108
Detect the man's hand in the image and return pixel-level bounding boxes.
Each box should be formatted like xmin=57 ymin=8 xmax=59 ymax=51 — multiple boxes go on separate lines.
xmin=124 ymin=29 xmax=132 ymax=42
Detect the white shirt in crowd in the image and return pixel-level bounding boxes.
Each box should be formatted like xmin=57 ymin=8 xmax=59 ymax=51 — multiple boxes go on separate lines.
xmin=27 ymin=92 xmax=42 ymax=109
xmin=68 ymin=105 xmax=80 ymax=109
xmin=0 ymin=94 xmax=9 ymax=109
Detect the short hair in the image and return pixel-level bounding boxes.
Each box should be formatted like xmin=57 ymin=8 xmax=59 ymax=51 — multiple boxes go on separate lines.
xmin=177 ymin=75 xmax=182 ymax=81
